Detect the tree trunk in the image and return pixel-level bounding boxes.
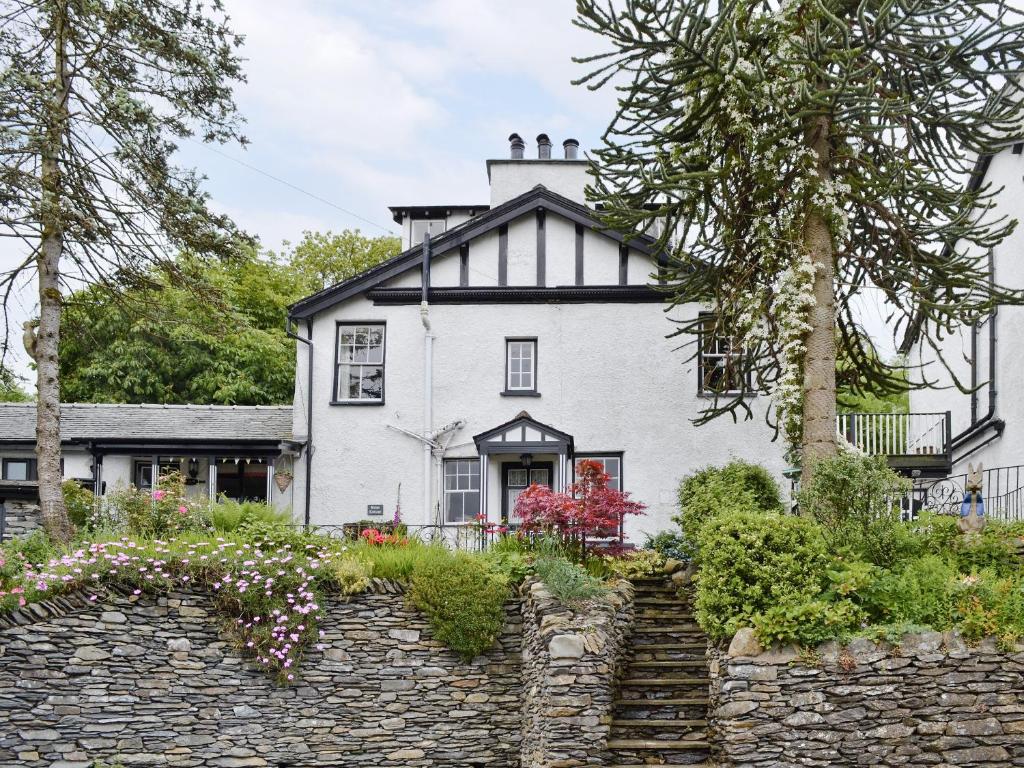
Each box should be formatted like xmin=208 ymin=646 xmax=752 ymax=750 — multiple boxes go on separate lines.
xmin=801 ymin=113 xmax=839 ymax=487
xmin=36 ymin=3 xmax=71 ymax=542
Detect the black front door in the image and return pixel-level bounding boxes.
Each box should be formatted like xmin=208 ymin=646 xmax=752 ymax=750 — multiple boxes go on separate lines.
xmin=501 ymin=461 xmax=553 ymax=523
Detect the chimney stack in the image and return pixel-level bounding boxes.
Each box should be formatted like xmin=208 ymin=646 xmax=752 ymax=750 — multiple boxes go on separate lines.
xmin=537 ymin=133 xmax=552 ymax=160
xmin=508 ymin=133 xmax=525 ymax=159
xmin=563 ymin=138 xmax=579 ymax=160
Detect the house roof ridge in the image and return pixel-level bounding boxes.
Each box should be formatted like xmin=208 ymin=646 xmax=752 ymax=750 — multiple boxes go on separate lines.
xmin=288 ymin=185 xmax=659 ymax=320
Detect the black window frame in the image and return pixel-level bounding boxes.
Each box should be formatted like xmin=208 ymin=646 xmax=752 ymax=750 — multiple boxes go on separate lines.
xmin=574 ymin=452 xmax=624 ymax=492
xmin=502 ymin=336 xmax=539 ymax=397
xmin=697 ymin=313 xmax=751 ymax=396
xmin=332 ymin=321 xmax=387 ymax=406
xmin=2 ymin=457 xmax=37 ymax=481
xmin=133 ymin=458 xmax=182 ymax=490
xmin=443 ymin=458 xmax=482 ymax=524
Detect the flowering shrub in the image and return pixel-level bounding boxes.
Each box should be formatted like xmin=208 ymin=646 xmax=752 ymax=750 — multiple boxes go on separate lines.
xmin=0 ymin=533 xmax=334 ymax=681
xmin=514 ymin=459 xmax=645 ymax=555
xmin=359 ymin=528 xmax=408 ymax=546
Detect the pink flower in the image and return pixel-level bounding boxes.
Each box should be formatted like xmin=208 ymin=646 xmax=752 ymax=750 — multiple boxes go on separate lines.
xmin=152 ymin=490 xmax=167 ymax=500
xmin=178 ymin=506 xmax=188 ymax=515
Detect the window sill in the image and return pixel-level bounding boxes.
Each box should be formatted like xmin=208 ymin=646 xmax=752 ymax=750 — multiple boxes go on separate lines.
xmin=501 ymin=390 xmax=541 ymax=398
xmin=330 ymin=399 xmax=385 ymax=406
xmin=696 ymin=391 xmax=756 ymax=399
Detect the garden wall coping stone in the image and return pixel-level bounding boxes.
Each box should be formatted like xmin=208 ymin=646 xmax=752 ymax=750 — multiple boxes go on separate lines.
xmin=709 ymin=630 xmax=1024 ymax=767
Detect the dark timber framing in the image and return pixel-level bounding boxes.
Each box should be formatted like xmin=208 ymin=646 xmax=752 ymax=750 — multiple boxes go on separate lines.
xmin=575 ymin=224 xmax=584 ymax=286
xmin=459 ymin=243 xmax=469 ymax=287
xmin=498 ymin=224 xmax=508 ymax=286
xmin=536 ymin=209 xmax=546 ymax=287
xmin=368 ymin=285 xmax=665 ymax=305
xmin=288 ymin=186 xmax=661 ymax=320
xmin=619 ymin=245 xmax=629 ymax=286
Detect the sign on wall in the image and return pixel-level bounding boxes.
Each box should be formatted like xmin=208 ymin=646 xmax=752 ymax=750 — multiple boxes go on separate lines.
xmin=367 ymin=504 xmax=384 ymax=517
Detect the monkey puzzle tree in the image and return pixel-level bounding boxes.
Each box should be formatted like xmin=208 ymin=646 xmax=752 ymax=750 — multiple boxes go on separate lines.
xmin=0 ymin=0 xmax=247 ymax=539
xmin=575 ymin=0 xmax=1024 ymax=482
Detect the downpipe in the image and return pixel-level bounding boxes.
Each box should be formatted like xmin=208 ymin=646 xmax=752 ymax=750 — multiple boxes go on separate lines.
xmin=951 ymin=250 xmax=998 ymax=453
xmin=421 ymin=301 xmax=433 ymax=526
xmin=286 ymin=318 xmax=314 ymax=527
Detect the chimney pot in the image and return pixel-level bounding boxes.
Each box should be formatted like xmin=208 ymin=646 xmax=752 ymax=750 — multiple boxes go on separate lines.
xmin=563 ymin=138 xmax=580 ymax=160
xmin=537 ymin=133 xmax=552 ymax=160
xmin=509 ymin=133 xmax=525 ymax=160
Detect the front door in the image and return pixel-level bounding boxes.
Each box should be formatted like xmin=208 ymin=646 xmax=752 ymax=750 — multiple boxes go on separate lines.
xmin=502 ymin=461 xmax=553 ymax=523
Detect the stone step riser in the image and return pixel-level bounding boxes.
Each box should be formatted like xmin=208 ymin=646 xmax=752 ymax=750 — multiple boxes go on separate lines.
xmin=611 ymin=705 xmax=709 ymax=721
xmin=610 ymin=728 xmax=708 ymax=743
xmin=609 ymin=749 xmax=711 ymax=765
xmin=632 ymin=651 xmax=706 ymax=662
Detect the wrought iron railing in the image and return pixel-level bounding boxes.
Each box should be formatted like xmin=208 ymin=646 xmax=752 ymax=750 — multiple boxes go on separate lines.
xmin=837 ymin=412 xmax=951 ymax=459
xmin=912 ymin=464 xmax=1024 ymax=522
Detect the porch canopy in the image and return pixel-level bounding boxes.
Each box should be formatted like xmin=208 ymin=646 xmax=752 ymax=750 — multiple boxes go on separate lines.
xmin=472 ymin=412 xmax=575 ymax=511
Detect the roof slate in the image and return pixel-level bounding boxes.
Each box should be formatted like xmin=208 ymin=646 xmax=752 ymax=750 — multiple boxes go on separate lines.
xmin=0 ymin=403 xmax=293 ymax=444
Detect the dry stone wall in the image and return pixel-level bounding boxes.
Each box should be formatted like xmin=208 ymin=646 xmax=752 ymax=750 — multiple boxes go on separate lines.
xmin=0 ymin=582 xmax=523 ymax=768
xmin=0 ymin=499 xmax=41 ymax=541
xmin=520 ymin=577 xmax=634 ymax=767
xmin=709 ymin=632 xmax=1024 ymax=767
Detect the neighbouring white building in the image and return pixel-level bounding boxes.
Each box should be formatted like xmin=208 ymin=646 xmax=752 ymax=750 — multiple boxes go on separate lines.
xmin=0 ymin=404 xmax=298 ymax=539
xmin=904 ymin=140 xmax=1024 ymax=519
xmin=285 ymin=133 xmax=789 ymax=541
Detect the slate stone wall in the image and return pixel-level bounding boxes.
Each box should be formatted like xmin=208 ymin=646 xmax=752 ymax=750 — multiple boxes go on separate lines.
xmin=0 ymin=499 xmax=41 ymax=541
xmin=0 ymin=582 xmax=523 ymax=768
xmin=519 ymin=577 xmax=634 ymax=768
xmin=709 ymin=632 xmax=1024 ymax=767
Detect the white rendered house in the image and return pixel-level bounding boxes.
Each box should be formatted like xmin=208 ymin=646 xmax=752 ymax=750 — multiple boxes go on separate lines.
xmin=286 ymin=134 xmax=789 ymax=542
xmin=903 ymin=141 xmax=1024 ymax=519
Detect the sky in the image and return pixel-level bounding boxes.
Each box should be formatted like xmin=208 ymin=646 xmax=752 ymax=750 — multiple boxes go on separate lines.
xmin=0 ymin=0 xmax=896 ymax=386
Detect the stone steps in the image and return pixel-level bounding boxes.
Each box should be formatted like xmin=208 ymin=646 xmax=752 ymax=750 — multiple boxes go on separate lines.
xmin=606 ymin=576 xmax=712 ymax=767
xmin=630 ymin=623 xmax=702 ymax=634
xmin=607 ymin=739 xmax=712 ymax=750
xmin=614 ymin=696 xmax=709 ymax=707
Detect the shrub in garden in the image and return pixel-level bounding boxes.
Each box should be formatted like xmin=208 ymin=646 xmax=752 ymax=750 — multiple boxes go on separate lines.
xmin=328 ymin=557 xmax=373 ymax=596
xmin=535 ymin=554 xmax=609 ymax=603
xmin=644 ymin=530 xmax=689 ymax=562
xmin=210 ymin=498 xmax=293 ymax=532
xmin=675 ymin=460 xmax=783 ymax=557
xmin=605 ymin=548 xmax=664 ymax=579
xmin=514 ymin=459 xmax=645 ymax=557
xmin=62 ymin=480 xmax=96 ymax=529
xmin=798 ymin=453 xmax=912 ymax=566
xmin=409 ymin=552 xmax=510 ymax=660
xmin=694 ymin=509 xmax=829 ymax=641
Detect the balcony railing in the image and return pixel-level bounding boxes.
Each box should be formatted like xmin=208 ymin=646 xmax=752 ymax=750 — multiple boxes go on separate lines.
xmin=912 ymin=464 xmax=1024 ymax=522
xmin=837 ymin=411 xmax=952 ymax=476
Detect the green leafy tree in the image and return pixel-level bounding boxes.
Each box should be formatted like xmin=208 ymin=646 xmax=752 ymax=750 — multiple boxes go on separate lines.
xmin=59 ymin=232 xmax=399 ymax=404
xmin=0 ymin=0 xmax=247 ymax=539
xmin=0 ymin=365 xmax=30 ymax=402
xmin=575 ymin=0 xmax=1024 ymax=483
xmin=284 ymin=230 xmax=401 ymax=294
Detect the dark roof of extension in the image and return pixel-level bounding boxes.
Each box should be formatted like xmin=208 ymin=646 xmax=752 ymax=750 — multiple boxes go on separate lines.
xmin=289 ymin=185 xmax=660 ymax=320
xmin=0 ymin=403 xmax=294 ymax=444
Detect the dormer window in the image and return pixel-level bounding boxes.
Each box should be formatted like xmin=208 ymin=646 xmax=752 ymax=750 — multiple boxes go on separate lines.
xmin=411 ymin=219 xmax=446 ymax=247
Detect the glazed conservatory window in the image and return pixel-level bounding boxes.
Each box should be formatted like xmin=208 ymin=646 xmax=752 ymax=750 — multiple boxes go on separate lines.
xmin=335 ymin=323 xmax=385 ymax=403
xmin=444 ymin=459 xmax=481 ymax=523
